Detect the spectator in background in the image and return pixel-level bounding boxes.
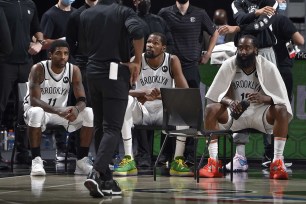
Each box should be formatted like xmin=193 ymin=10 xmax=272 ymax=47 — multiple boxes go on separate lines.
xmin=158 ymin=0 xmax=219 ymax=165
xmin=39 ymin=0 xmax=77 ymax=162
xmin=0 ymin=7 xmax=12 ymax=62
xmin=272 ymin=14 xmax=304 ymax=102
xmin=80 ymin=0 xmax=144 ymax=198
xmin=0 ymin=0 xmax=43 ymax=166
xmin=132 ymin=0 xmax=174 ymax=168
xmin=66 ymin=0 xmax=98 ymax=107
xmin=0 ymin=7 xmax=12 ymax=170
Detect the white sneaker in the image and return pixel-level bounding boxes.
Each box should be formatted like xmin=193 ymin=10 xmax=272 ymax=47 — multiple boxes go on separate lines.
xmin=30 ymin=157 xmax=46 ymax=176
xmin=226 ymin=154 xmax=248 ymax=172
xmin=74 ymin=157 xmax=93 ymax=175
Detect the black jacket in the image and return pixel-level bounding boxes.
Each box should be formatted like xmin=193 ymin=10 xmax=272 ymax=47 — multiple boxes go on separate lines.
xmin=0 ymin=0 xmax=41 ymax=64
xmin=232 ymin=0 xmax=277 ymax=48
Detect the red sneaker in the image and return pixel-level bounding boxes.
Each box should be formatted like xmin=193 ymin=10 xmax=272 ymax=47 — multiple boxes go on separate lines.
xmin=269 ymin=159 xmax=288 ymax=180
xmin=199 ymin=158 xmax=223 ymax=178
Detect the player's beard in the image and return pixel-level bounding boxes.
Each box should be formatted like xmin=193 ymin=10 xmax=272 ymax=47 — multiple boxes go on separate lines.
xmin=236 ymin=52 xmax=256 ymax=70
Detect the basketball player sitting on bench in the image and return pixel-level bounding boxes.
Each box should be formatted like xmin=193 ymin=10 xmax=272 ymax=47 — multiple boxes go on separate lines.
xmin=24 ymin=40 xmax=94 ymax=176
xmin=199 ymin=35 xmax=292 ymax=180
xmin=114 ymin=32 xmax=192 ymax=177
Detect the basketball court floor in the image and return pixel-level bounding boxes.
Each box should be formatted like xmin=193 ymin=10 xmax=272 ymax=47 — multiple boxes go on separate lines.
xmin=0 ymin=159 xmax=306 ymax=204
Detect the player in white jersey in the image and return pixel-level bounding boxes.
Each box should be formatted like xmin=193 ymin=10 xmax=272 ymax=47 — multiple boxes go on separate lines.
xmin=24 ymin=40 xmax=94 ymax=176
xmin=113 ymin=33 xmax=191 ymax=177
xmin=200 ymin=35 xmax=292 ymax=180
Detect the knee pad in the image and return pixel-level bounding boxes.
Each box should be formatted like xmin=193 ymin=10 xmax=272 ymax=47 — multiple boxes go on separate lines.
xmin=81 ymin=107 xmax=93 ymax=127
xmin=27 ymin=107 xmax=44 ymax=127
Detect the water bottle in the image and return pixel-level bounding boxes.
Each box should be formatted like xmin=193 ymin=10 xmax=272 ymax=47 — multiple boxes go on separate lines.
xmin=43 ymin=134 xmax=51 ymax=150
xmin=113 ymin=154 xmax=120 ymax=170
xmin=7 ymin=129 xmax=15 ymax=151
xmin=88 ymin=152 xmax=94 ymax=162
xmin=3 ymin=128 xmax=7 ymax=151
xmin=0 ymin=129 xmax=4 ymax=150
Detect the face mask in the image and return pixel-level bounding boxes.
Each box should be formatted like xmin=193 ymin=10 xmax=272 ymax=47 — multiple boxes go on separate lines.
xmin=138 ymin=1 xmax=150 ymax=16
xmin=177 ymin=0 xmax=188 ymax=4
xmin=61 ymin=0 xmax=75 ymax=6
xmin=278 ymin=3 xmax=287 ymax=11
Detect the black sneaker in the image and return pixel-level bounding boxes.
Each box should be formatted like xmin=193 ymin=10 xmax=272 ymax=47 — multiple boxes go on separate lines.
xmin=261 ymin=154 xmax=272 ymax=168
xmin=101 ymin=179 xmax=122 ymax=196
xmin=84 ymin=169 xmax=104 ymax=198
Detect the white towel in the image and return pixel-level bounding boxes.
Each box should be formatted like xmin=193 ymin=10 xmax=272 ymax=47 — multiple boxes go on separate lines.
xmin=206 ymin=55 xmax=293 ymax=121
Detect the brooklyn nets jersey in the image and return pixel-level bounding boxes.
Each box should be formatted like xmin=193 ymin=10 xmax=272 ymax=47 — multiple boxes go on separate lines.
xmin=231 ymin=68 xmax=264 ymax=107
xmin=136 ymin=53 xmax=174 ymax=112
xmin=24 ymin=60 xmax=73 ymax=108
xmin=136 ymin=53 xmax=174 ymax=90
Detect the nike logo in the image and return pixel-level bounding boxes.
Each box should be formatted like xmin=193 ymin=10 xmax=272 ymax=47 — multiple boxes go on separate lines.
xmin=238 ymin=159 xmax=248 ymax=166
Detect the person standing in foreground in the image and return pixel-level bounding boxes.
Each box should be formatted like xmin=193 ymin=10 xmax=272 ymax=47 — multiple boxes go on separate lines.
xmin=158 ymin=0 xmax=219 ymax=165
xmin=200 ymin=35 xmax=292 ymax=180
xmin=80 ymin=0 xmax=144 ymax=198
xmin=24 ymin=40 xmax=94 ymax=176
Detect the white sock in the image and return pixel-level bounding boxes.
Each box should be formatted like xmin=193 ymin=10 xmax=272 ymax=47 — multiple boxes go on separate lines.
xmin=174 ymin=136 xmax=186 ymax=159
xmin=208 ymin=140 xmax=218 ymax=159
xmin=273 ymin=137 xmax=286 ymax=161
xmin=123 ymin=138 xmax=133 ymax=159
xmin=236 ymin=144 xmax=245 ymax=157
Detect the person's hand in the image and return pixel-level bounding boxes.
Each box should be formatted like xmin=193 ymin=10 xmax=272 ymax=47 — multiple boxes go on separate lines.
xmin=247 ymin=92 xmax=267 ymax=104
xmin=63 ymin=106 xmax=79 ymax=122
xmin=255 ymin=6 xmax=276 ymax=16
xmin=218 ymin=25 xmax=240 ymax=35
xmin=28 ymin=42 xmax=42 ymax=55
xmin=121 ymin=60 xmax=141 ymax=86
xmin=200 ymin=52 xmax=211 ymax=64
xmin=229 ymin=100 xmax=243 ymax=115
xmin=146 ymin=88 xmax=160 ymax=101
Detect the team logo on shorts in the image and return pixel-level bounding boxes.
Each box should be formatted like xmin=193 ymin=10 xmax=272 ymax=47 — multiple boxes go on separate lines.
xmin=162 ymin=66 xmax=168 ymax=72
xmin=190 ymin=17 xmax=196 ymax=23
xmin=63 ymin=77 xmax=69 ymax=83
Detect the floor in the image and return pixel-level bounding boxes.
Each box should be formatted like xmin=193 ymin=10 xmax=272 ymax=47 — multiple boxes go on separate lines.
xmin=0 ymin=159 xmax=306 ymax=204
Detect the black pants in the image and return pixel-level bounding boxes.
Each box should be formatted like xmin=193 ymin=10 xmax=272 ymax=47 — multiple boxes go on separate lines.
xmin=87 ymin=66 xmax=130 ymax=179
xmin=0 ymin=61 xmax=32 ymax=156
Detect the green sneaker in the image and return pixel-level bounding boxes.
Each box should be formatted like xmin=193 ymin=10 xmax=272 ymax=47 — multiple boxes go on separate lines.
xmin=113 ymin=155 xmax=138 ymax=176
xmin=170 ymin=156 xmax=193 ymax=177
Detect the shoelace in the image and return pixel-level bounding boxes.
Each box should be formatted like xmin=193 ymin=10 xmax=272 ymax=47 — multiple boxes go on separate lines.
xmin=176 ymin=159 xmax=188 ymax=169
xmin=119 ymin=158 xmax=129 ymax=166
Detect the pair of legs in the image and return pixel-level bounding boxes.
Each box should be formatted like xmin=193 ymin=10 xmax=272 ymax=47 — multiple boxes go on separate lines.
xmin=118 ymin=96 xmax=191 ymax=176
xmin=201 ymin=102 xmax=289 ymax=179
xmin=84 ymin=66 xmax=131 ymax=197
xmin=25 ymin=106 xmax=93 ymax=175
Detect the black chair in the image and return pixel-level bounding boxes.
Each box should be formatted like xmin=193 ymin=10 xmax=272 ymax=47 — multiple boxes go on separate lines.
xmin=11 ymin=83 xmax=70 ymax=172
xmin=154 ymin=88 xmax=233 ymax=182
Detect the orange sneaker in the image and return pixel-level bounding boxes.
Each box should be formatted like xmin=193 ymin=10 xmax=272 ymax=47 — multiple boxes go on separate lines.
xmin=269 ymin=159 xmax=288 ymax=180
xmin=199 ymin=158 xmax=223 ymax=178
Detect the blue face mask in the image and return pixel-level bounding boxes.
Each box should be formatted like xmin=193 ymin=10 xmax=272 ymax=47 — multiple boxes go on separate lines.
xmin=278 ymin=2 xmax=287 ymax=11
xmin=61 ymin=0 xmax=75 ymax=6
